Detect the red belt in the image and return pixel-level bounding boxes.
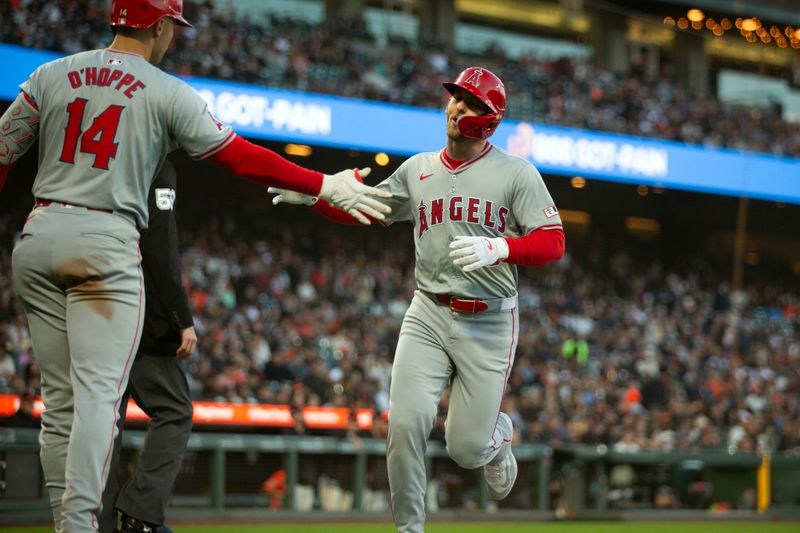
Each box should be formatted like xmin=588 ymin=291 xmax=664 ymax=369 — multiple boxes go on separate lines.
xmin=34 ymin=199 xmax=113 ymax=215
xmin=434 ymin=293 xmax=489 ymax=314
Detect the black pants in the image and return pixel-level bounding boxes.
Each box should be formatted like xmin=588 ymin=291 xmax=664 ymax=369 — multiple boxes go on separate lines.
xmin=99 ymin=351 xmax=193 ymax=532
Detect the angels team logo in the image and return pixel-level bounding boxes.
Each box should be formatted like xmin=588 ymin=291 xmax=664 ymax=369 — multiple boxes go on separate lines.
xmin=464 ymin=69 xmax=483 ymax=87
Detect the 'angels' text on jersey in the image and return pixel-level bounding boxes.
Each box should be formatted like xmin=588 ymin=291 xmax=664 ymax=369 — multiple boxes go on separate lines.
xmin=418 ymin=196 xmax=509 ymax=238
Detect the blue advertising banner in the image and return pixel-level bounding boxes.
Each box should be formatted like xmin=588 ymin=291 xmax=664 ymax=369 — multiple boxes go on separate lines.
xmin=2 ymin=43 xmax=799 ymax=204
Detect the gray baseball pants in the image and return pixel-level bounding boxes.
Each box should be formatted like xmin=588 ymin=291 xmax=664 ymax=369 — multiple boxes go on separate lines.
xmin=12 ymin=205 xmax=143 ymax=533
xmin=387 ymin=291 xmax=518 ymax=532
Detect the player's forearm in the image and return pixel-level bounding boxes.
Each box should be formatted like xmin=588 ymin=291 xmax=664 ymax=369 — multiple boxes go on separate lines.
xmin=0 ymin=91 xmax=41 ymax=188
xmin=503 ymin=226 xmax=565 ymax=266
xmin=209 ymin=136 xmax=323 ymax=196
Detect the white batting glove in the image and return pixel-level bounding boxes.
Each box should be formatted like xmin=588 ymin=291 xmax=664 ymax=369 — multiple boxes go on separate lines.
xmin=449 ymin=236 xmax=509 ymax=272
xmin=318 ymin=167 xmax=392 ymax=225
xmin=268 ymin=187 xmax=318 ymax=206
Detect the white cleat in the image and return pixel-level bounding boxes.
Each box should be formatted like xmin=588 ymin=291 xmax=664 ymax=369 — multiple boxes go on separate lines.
xmin=484 ymin=412 xmax=518 ymax=501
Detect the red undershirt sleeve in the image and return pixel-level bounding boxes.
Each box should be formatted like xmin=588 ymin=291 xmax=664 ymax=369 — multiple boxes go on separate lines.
xmin=310 ymin=199 xmax=366 ymax=225
xmin=503 ymin=227 xmax=565 ymax=266
xmin=208 ymin=135 xmax=323 ymax=196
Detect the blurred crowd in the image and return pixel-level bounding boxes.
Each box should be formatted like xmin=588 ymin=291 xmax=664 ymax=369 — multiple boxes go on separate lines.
xmin=1 ymin=0 xmax=799 ymax=456
xmin=1 ymin=206 xmax=798 ymax=455
xmin=2 ymin=0 xmax=800 ymax=157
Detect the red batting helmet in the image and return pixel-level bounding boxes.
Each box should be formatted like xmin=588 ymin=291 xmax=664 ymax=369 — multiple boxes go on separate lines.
xmin=110 ymin=0 xmax=193 ymax=30
xmin=443 ymin=67 xmax=506 ymax=140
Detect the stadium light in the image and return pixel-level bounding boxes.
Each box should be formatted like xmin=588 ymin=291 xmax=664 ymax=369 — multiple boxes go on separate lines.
xmin=284 ymin=144 xmax=312 ymax=157
xmin=741 ymin=18 xmax=758 ymax=32
xmin=374 ymin=152 xmax=390 ymax=166
xmin=687 ymin=9 xmax=704 ymax=22
xmin=570 ymin=176 xmax=587 ymax=189
xmin=625 ymin=217 xmax=660 ymax=234
xmin=558 ymin=209 xmax=590 ymax=225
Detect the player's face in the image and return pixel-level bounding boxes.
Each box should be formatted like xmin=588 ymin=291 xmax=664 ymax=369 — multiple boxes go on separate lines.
xmin=151 ymin=17 xmax=176 ymax=65
xmin=445 ymin=88 xmax=491 ymax=140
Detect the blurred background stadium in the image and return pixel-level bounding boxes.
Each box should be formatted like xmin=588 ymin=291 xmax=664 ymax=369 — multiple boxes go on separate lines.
xmin=1 ymin=0 xmax=799 ymax=529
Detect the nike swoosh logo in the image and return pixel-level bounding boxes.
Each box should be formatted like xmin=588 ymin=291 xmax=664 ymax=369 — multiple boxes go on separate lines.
xmin=419 ymin=173 xmax=433 ymax=180
xmin=486 ymin=240 xmax=494 ymax=251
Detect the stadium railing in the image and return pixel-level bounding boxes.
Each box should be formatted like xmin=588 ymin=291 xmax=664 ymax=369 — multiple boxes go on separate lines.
xmin=2 ymin=427 xmax=799 ymax=518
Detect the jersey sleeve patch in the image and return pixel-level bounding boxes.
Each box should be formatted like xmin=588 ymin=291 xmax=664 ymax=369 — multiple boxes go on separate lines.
xmin=543 ymin=205 xmax=559 ymax=218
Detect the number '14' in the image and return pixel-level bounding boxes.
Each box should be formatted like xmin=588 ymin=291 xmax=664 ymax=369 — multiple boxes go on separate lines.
xmin=59 ymin=97 xmax=125 ymax=170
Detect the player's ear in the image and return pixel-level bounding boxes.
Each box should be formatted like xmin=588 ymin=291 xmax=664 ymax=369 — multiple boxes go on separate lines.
xmin=152 ymin=18 xmax=166 ymax=38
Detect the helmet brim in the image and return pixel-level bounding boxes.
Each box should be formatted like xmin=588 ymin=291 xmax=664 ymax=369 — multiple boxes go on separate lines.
xmin=442 ymin=82 xmax=459 ymax=96
xmin=171 ymin=14 xmax=193 ymax=28
xmin=443 ymin=82 xmax=494 ymax=115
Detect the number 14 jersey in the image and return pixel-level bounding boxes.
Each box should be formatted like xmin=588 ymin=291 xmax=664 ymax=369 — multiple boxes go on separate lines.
xmin=19 ymin=48 xmax=234 ymax=230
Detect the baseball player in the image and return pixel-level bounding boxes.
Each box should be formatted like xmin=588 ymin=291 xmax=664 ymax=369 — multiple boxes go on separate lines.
xmin=98 ymin=159 xmax=193 ymax=533
xmin=0 ymin=1 xmax=391 ymax=531
xmin=270 ymin=67 xmax=565 ymax=532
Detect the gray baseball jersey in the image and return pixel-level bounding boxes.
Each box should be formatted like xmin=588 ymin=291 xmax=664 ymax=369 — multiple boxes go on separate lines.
xmin=379 ymin=143 xmax=562 ymax=532
xmin=18 ymin=48 xmax=234 ymax=229
xmin=379 ymin=142 xmax=562 ymax=298
xmin=2 ymin=47 xmax=233 ymax=533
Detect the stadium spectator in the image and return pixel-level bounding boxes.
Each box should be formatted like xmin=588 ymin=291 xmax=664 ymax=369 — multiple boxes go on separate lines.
xmin=1 ymin=1 xmax=799 ymax=156
xmin=0 ymin=3 xmax=798 ymax=462
xmin=0 ymin=204 xmax=792 ymax=456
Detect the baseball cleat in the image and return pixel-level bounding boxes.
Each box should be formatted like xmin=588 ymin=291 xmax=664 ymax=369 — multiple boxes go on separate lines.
xmin=484 ymin=412 xmax=517 ymax=501
xmin=119 ymin=514 xmax=176 ymax=533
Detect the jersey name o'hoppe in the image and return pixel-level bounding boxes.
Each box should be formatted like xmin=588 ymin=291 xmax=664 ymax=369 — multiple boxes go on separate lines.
xmin=417 ymin=195 xmax=509 ymax=237
xmin=66 ymin=66 xmax=146 ymax=100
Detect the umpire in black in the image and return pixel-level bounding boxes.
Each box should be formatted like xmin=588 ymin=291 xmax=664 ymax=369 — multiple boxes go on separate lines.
xmin=100 ymin=159 xmax=196 ymax=533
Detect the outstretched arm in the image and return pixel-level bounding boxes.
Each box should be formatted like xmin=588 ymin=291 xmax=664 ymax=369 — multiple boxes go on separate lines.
xmin=170 ymin=81 xmax=391 ymax=224
xmin=209 ymin=135 xmax=323 ymax=195
xmin=210 ymin=137 xmax=389 ymax=224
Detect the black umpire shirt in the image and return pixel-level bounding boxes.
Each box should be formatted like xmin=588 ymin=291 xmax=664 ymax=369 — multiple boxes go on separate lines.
xmin=138 ymin=160 xmax=194 ymax=355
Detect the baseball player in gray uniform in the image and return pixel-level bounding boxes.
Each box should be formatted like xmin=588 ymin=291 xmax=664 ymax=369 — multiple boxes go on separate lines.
xmin=0 ymin=1 xmax=390 ymax=531
xmin=270 ymin=67 xmax=565 ymax=532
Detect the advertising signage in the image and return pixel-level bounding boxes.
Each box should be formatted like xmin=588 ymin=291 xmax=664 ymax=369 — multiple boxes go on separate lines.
xmin=2 ymin=43 xmax=798 ymax=204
